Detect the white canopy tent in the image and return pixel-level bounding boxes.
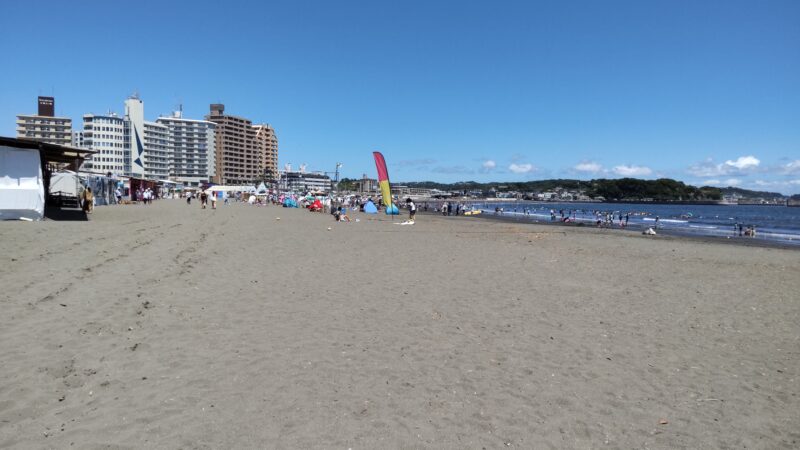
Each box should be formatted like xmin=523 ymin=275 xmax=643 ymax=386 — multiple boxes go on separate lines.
xmin=0 ymin=145 xmax=44 ymax=220
xmin=204 ymin=185 xmax=257 ymax=193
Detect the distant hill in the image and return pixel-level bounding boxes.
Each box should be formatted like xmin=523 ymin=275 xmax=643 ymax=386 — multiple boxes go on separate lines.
xmin=393 ymin=178 xmax=724 ymax=201
xmin=348 ymin=178 xmax=791 ymax=201
xmin=402 ymin=179 xmax=589 ymax=192
xmin=719 ymin=187 xmax=785 ymax=199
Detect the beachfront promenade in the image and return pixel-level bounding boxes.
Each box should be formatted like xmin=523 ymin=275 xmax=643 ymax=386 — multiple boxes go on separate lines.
xmin=1 ymin=200 xmax=798 ymax=448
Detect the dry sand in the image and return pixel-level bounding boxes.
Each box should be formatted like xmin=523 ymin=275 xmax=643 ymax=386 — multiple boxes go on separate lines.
xmin=1 ymin=201 xmax=798 ymax=449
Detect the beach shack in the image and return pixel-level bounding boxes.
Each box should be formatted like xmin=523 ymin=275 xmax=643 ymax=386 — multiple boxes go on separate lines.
xmin=0 ymin=136 xmax=94 ymax=220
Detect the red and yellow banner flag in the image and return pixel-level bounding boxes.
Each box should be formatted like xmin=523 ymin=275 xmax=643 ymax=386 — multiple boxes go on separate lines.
xmin=373 ymin=151 xmax=393 ymax=209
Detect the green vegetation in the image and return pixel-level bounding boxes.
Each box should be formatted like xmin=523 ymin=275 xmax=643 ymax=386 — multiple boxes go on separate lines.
xmin=400 ymin=178 xmax=723 ymax=201
xmin=585 ymin=178 xmax=722 ymax=201
xmin=343 ymin=177 xmax=786 ymax=201
xmin=336 ymin=177 xmax=358 ymax=191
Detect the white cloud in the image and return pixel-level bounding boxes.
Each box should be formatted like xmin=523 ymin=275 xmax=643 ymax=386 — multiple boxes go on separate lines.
xmin=612 ymin=165 xmax=652 ymax=177
xmin=573 ymin=161 xmax=604 ymax=174
xmin=508 ymin=163 xmax=534 ymax=174
xmin=724 ymin=178 xmax=742 ymax=186
xmin=724 ymin=156 xmax=760 ymax=170
xmin=790 ymin=180 xmax=800 ymax=185
xmin=688 ymin=155 xmax=760 ymax=177
xmin=781 ymin=160 xmax=800 ymax=175
xmin=482 ymin=160 xmax=496 ymax=170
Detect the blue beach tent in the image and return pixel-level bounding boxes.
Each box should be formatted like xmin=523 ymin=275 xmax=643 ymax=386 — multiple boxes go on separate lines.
xmin=364 ymin=200 xmax=378 ymax=214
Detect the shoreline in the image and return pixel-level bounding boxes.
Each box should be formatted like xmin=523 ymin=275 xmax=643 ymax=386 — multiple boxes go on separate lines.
xmin=415 ymin=209 xmax=800 ymax=250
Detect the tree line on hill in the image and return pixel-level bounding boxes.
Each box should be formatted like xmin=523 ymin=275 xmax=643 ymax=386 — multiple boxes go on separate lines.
xmin=337 ymin=177 xmax=787 ymax=201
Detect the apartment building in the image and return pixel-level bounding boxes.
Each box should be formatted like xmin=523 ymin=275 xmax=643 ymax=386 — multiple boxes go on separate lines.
xmin=16 ymin=96 xmax=73 ymax=146
xmin=206 ymin=104 xmax=278 ymax=185
xmin=143 ymin=121 xmax=169 ymax=180
xmin=72 ymin=131 xmax=84 ymax=148
xmin=156 ymin=112 xmax=217 ymax=187
xmin=80 ymin=113 xmax=126 ymax=174
xmin=281 ymin=171 xmax=332 ymax=193
xmin=253 ymin=124 xmax=279 ymax=180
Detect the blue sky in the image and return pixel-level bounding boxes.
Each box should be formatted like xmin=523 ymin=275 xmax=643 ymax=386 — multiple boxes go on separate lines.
xmin=1 ymin=0 xmax=799 ymax=193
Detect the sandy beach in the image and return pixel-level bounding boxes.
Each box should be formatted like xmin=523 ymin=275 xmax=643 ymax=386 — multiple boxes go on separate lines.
xmin=1 ymin=200 xmax=798 ymax=449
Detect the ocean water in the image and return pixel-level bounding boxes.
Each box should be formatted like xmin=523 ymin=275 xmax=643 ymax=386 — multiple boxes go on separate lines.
xmin=455 ymin=201 xmax=800 ymax=245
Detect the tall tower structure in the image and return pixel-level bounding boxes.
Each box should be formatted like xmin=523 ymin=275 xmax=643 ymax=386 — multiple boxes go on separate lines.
xmin=124 ymin=96 xmax=146 ymax=178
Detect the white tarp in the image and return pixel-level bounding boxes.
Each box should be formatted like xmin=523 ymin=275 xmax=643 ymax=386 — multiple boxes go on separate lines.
xmin=0 ymin=145 xmax=44 ymax=220
xmin=50 ymin=171 xmax=82 ymax=197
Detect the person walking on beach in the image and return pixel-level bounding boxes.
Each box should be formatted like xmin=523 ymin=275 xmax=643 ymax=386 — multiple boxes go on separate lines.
xmin=115 ymin=187 xmax=122 ymax=204
xmin=210 ymin=192 xmax=217 ymax=210
xmin=200 ymin=191 xmax=208 ymax=209
xmin=82 ymin=187 xmax=94 ymax=214
xmin=655 ymin=216 xmax=660 ymax=229
xmin=406 ymin=198 xmax=416 ymax=222
xmin=625 ymin=213 xmax=629 ymax=227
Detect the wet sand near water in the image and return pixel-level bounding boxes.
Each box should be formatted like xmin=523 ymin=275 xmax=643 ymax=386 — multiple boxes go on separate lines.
xmin=1 ymin=200 xmax=798 ymax=448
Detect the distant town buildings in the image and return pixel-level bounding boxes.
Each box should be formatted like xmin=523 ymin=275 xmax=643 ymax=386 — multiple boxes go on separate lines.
xmin=76 ymin=96 xmax=220 ymax=186
xmin=206 ymin=104 xmax=278 ymax=185
xmin=355 ymin=175 xmax=378 ymax=193
xmin=281 ymin=170 xmax=332 ymax=193
xmin=13 ymin=96 xmax=277 ymax=187
xmin=15 ymin=96 xmax=73 ymax=147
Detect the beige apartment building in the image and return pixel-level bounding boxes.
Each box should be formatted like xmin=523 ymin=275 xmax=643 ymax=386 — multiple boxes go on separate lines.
xmin=16 ymin=96 xmax=73 ymax=147
xmin=206 ymin=104 xmax=278 ymax=185
xmin=253 ymin=124 xmax=279 ymax=180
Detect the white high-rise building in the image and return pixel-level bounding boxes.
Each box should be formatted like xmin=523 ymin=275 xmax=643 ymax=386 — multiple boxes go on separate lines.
xmin=124 ymin=96 xmax=146 ymax=178
xmin=156 ymin=111 xmax=217 ymax=187
xmin=76 ymin=96 xmax=221 ymax=184
xmin=80 ymin=113 xmax=126 ymax=175
xmin=143 ymin=121 xmax=169 ymax=180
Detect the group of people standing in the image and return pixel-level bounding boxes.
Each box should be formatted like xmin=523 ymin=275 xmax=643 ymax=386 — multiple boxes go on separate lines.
xmin=136 ymin=188 xmax=156 ymax=205
xmin=438 ymin=201 xmax=467 ymax=216
xmin=185 ymin=191 xmax=218 ymax=210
